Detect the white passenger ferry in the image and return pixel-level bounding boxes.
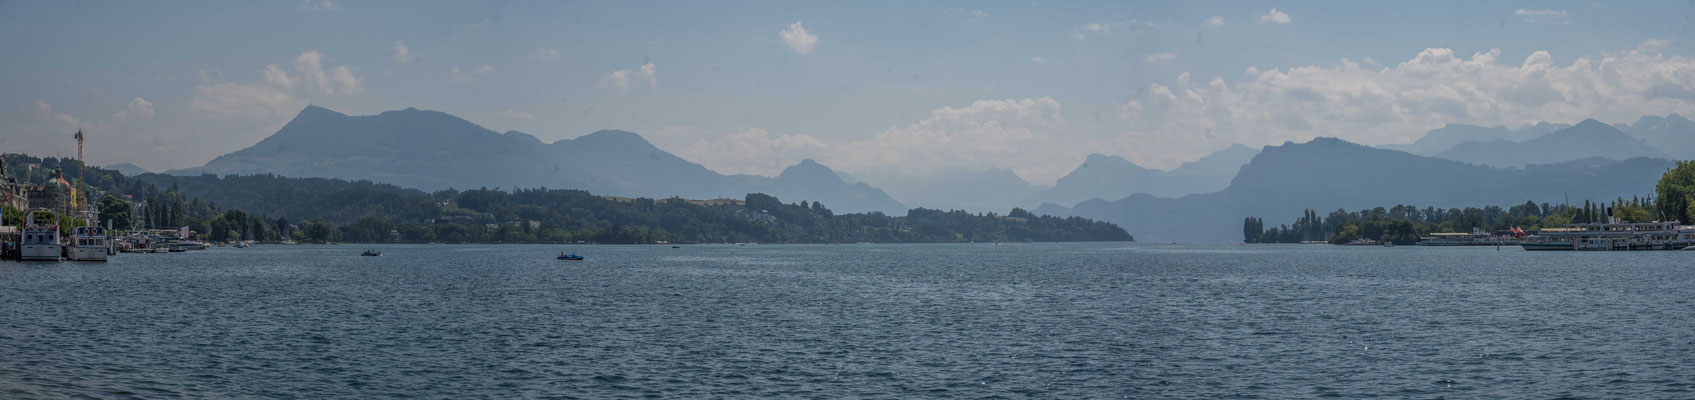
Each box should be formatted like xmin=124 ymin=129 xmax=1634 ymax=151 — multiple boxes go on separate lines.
xmin=1520 ymin=221 xmax=1695 ymax=251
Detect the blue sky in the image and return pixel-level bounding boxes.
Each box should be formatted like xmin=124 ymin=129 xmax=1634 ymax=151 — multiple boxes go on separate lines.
xmin=6 ymin=0 xmax=1695 ymax=184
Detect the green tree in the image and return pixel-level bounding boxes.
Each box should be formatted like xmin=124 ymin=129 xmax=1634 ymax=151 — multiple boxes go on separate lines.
xmin=1656 ymin=160 xmax=1695 ymax=223
xmin=96 ymin=195 xmax=134 ymax=230
xmin=303 ymin=219 xmax=338 ymax=243
xmin=1613 ymin=206 xmax=1653 ymax=223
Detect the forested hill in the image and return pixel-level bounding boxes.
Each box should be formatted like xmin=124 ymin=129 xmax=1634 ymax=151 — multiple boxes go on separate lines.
xmin=0 ymin=157 xmax=1131 ymax=244
xmin=131 ymin=173 xmax=1130 ymax=244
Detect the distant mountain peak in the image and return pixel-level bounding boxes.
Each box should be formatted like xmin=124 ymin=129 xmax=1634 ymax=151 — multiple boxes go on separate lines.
xmin=296 ymin=104 xmax=347 ymax=119
xmin=1080 ymin=153 xmax=1143 ymax=171
xmin=777 ymin=158 xmax=839 ymax=180
xmin=1302 ymin=137 xmax=1359 ymax=147
xmin=571 ymin=130 xmax=655 ymax=148
xmin=1573 ymin=118 xmax=1611 ymax=129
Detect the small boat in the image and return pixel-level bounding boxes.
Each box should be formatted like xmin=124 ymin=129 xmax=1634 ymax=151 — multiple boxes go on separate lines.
xmin=671 ymin=246 xmax=680 ymax=249
xmin=1683 ymin=245 xmax=1695 ymax=251
xmin=361 ymin=250 xmax=382 ymax=257
xmin=558 ymin=253 xmax=584 ymax=260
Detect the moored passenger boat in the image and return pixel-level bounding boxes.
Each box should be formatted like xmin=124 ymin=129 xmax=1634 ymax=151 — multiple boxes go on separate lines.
xmin=65 ymin=226 xmax=110 ymax=261
xmin=19 ymin=211 xmax=62 ymax=261
xmin=1520 ymin=221 xmax=1695 ymax=251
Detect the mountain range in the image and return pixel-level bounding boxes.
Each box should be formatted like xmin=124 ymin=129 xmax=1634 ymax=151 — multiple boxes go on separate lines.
xmin=1431 ymin=119 xmax=1664 ymax=168
xmin=1378 ymin=124 xmax=1516 ymax=155
xmin=172 ymin=106 xmax=906 ymax=214
xmin=1625 ymin=113 xmax=1695 ymax=160
xmin=1018 ymin=144 xmax=1260 ymax=208
xmin=170 ymin=106 xmax=1691 ymax=238
xmin=1037 ymin=137 xmax=1676 ymax=242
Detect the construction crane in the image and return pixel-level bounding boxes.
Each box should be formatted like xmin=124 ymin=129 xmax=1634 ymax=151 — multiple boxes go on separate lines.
xmin=74 ymin=130 xmax=84 ymax=216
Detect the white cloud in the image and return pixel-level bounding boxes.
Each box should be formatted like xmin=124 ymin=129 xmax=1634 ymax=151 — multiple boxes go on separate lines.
xmin=391 ymin=40 xmax=412 ymax=64
xmin=826 ymin=98 xmax=1079 ymax=184
xmin=971 ymin=10 xmax=988 ymax=19
xmin=197 ymin=66 xmax=224 ymax=84
xmin=1112 ymin=46 xmax=1695 ymax=169
xmin=187 ymin=83 xmax=299 ymax=122
xmin=1071 ymin=20 xmax=1155 ymax=40
xmin=1204 ymin=16 xmax=1225 ymax=27
xmin=1514 ymin=8 xmax=1568 ymax=23
xmin=33 ymin=99 xmax=92 ymax=131
xmin=451 ymin=65 xmax=495 ymax=83
xmin=292 ymin=51 xmax=362 ymax=95
xmin=263 ymin=64 xmax=292 ymax=89
xmin=299 ymin=0 xmax=339 ymax=11
xmin=601 ymin=70 xmax=630 ymax=91
xmin=1074 ymin=22 xmax=1105 ymax=40
xmin=1259 ymin=9 xmax=1291 ymax=24
xmin=1032 ymin=57 xmax=1049 ymax=63
xmin=679 ymin=128 xmax=830 ymax=176
xmin=1145 ymin=51 xmax=1178 ymax=63
xmin=174 ymin=50 xmax=360 ymax=166
xmin=779 ymin=21 xmax=820 ymax=55
xmin=668 ymin=98 xmax=1084 ymax=183
xmin=499 ymin=109 xmax=532 ymax=119
xmin=531 ymin=47 xmax=561 ymax=61
xmin=114 ymin=97 xmax=154 ymax=119
xmin=600 ymin=61 xmax=657 ymax=92
xmin=1638 ymin=39 xmax=1669 ymax=53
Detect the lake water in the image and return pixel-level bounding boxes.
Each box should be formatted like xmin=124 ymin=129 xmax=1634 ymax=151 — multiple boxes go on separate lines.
xmin=2 ymin=243 xmax=1692 ymax=398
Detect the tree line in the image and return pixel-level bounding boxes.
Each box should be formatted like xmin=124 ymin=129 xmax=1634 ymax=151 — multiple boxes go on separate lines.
xmin=1244 ymin=160 xmax=1695 ymax=244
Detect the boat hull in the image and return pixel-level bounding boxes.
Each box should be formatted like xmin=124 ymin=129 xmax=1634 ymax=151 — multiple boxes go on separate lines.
xmin=20 ymin=245 xmax=62 ymax=261
xmin=1520 ymin=242 xmax=1574 ymax=251
xmin=65 ymin=246 xmax=109 ymax=261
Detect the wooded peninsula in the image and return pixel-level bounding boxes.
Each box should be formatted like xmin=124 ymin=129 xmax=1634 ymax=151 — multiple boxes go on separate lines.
xmin=2 ymin=154 xmax=1133 ymax=245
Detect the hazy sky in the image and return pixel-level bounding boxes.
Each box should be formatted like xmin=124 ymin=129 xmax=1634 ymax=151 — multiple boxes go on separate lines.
xmin=6 ymin=0 xmax=1695 ymax=184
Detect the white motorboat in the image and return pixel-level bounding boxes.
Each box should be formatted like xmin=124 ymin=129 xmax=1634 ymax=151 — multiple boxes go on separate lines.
xmin=20 ymin=212 xmax=62 ymax=261
xmin=65 ymin=226 xmax=110 ymax=262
